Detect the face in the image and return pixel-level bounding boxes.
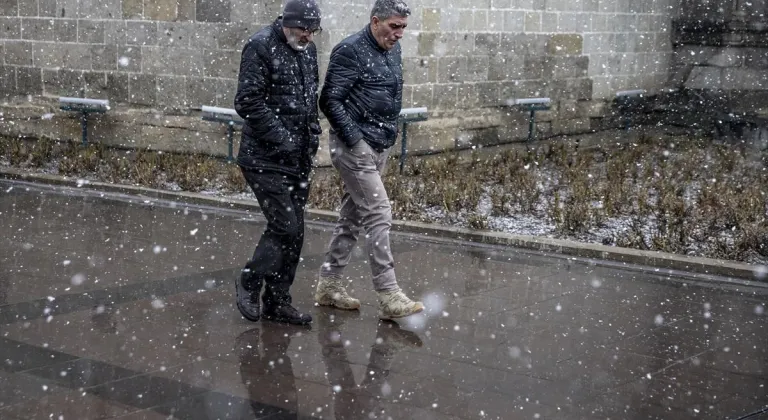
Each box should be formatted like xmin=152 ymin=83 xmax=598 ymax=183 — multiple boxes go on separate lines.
xmin=283 ymin=26 xmax=318 ymax=51
xmin=371 ymin=15 xmax=408 ymax=50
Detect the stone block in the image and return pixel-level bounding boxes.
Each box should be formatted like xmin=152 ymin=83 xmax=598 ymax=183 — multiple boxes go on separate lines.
xmin=525 ymin=12 xmax=542 ymax=32
xmin=654 ymin=33 xmax=671 ymax=52
xmin=106 ymin=72 xmax=130 ymax=103
xmin=1 ymin=0 xmax=17 ymax=15
xmin=592 ymin=14 xmax=609 ymax=32
xmin=42 ymin=69 xmax=84 ymax=97
xmin=438 ymin=56 xmax=467 ymax=83
xmin=745 ymin=48 xmax=768 ymax=69
xmin=523 ymin=56 xmax=547 ymax=79
xmin=553 ymin=118 xmax=590 ymax=135
xmin=78 ymin=20 xmax=105 ymax=44
xmin=215 ymin=78 xmax=237 ymax=107
xmin=557 ymin=12 xmax=592 ymax=33
xmin=57 ymin=0 xmax=76 ymax=17
xmin=558 ymin=99 xmax=579 ymax=119
xmin=91 ymin=44 xmax=117 ymax=71
xmin=422 ymin=8 xmax=440 ymax=31
xmin=501 ymin=33 xmax=548 ymax=56
xmin=405 ymin=120 xmax=456 ymax=153
xmin=590 ymin=75 xmax=613 ymax=99
xmin=541 ymin=12 xmax=558 ymax=32
xmin=551 ymin=56 xmax=589 ymax=78
xmin=722 ymin=68 xmax=768 ymax=90
xmin=192 ymin=23 xmax=222 ymax=50
xmin=122 ymin=0 xmax=142 ymax=19
xmin=548 ymin=34 xmax=583 ymax=55
xmin=4 ymin=41 xmax=33 ymax=66
xmin=128 ymin=74 xmax=157 ymax=106
xmin=157 ymin=76 xmax=187 ymax=109
xmin=143 ymin=46 xmax=204 ymax=77
xmin=146 ymin=0 xmax=178 ymax=21
xmin=583 ymin=0 xmax=599 ymax=12
xmin=104 ymin=21 xmax=127 ymax=44
xmin=473 ymin=10 xmax=489 ymax=31
xmin=402 ymin=85 xmax=414 ymax=107
xmin=178 ymin=0 xmax=196 ymax=21
xmin=489 ymin=53 xmax=520 ymax=80
xmin=186 ymin=77 xmax=218 ymax=107
xmin=83 ymin=71 xmax=108 ymax=96
xmin=551 ymin=78 xmax=592 ymax=100
xmin=16 ymin=66 xmax=42 ymax=94
xmin=18 ymin=0 xmax=37 ymax=16
xmin=21 ymin=18 xmax=54 ymax=41
xmin=0 ymin=66 xmax=15 ymax=98
xmin=117 ymin=46 xmax=142 ymax=72
xmin=125 ymin=21 xmax=158 ymax=46
xmin=203 ymin=49 xmax=240 ymax=79
xmin=476 ymin=82 xmax=500 ymax=106
xmin=33 ymin=43 xmax=91 ymax=69
xmin=417 ymin=31 xmax=438 ymax=56
xmin=491 ymin=0 xmax=511 ymax=8
xmin=158 ymin=22 xmax=195 ymax=47
xmin=704 ymin=47 xmax=745 ymax=67
xmin=467 ymin=56 xmax=489 ymax=82
xmin=447 ymin=10 xmax=469 ymax=32
xmin=196 ymin=0 xmax=231 ymax=23
xmin=457 ymin=83 xmax=479 ymax=109
xmin=504 ymin=10 xmax=525 ymax=32
xmin=412 ymin=84 xmax=434 ymax=108
xmin=75 ymin=0 xmax=119 ymax=19
xmin=475 ymin=33 xmax=500 ymax=56
xmin=685 ymin=66 xmax=722 ymax=90
xmin=39 ymin=0 xmax=54 ymax=16
xmin=489 ymin=10 xmax=503 ymax=31
xmin=54 ymin=19 xmax=77 ymax=42
xmin=546 ymin=0 xmax=567 ymax=11
xmin=403 ymin=57 xmax=437 ymax=84
xmin=217 ymin=23 xmax=254 ymax=50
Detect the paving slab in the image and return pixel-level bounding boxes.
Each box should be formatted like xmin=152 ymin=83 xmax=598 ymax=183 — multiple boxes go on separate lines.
xmin=0 ymin=179 xmax=766 ymax=420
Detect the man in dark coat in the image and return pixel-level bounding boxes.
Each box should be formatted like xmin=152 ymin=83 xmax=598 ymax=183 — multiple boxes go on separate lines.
xmin=233 ymin=0 xmax=322 ymax=325
xmin=314 ymin=0 xmax=425 ymax=320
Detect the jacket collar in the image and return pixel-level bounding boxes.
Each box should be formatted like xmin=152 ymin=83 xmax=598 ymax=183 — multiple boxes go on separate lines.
xmin=363 ymin=24 xmax=387 ymax=53
xmin=272 ymin=18 xmax=288 ymax=43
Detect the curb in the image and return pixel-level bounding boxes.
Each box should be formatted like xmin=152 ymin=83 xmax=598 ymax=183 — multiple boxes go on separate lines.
xmin=1 ymin=167 xmax=764 ymax=283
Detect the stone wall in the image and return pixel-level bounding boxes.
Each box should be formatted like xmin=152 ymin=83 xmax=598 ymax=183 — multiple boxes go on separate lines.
xmin=1 ymin=0 xmax=676 ymax=160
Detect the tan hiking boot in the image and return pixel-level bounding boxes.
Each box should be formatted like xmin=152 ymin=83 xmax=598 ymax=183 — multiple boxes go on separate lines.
xmin=315 ymin=275 xmax=361 ymax=310
xmin=377 ymin=288 xmax=424 ymax=320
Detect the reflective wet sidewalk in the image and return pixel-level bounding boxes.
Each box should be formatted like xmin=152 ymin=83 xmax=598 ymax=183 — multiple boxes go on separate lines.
xmin=0 ymin=180 xmax=766 ymax=420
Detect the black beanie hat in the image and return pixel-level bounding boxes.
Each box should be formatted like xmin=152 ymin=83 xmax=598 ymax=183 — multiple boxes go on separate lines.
xmin=281 ymin=0 xmax=321 ymax=30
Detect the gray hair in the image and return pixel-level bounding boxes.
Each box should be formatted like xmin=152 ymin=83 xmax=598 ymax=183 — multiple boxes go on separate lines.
xmin=370 ymin=0 xmax=410 ymax=20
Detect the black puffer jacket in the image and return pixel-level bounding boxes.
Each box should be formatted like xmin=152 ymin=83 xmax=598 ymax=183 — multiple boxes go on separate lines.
xmin=319 ymin=25 xmax=403 ymax=151
xmin=234 ymin=19 xmax=321 ymax=177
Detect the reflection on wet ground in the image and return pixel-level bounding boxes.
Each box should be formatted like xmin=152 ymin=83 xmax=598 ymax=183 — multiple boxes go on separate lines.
xmin=1 ymin=180 xmax=766 ymax=419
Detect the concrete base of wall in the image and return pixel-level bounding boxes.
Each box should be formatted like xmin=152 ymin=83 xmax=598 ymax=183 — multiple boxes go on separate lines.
xmin=0 ymin=95 xmax=636 ymax=164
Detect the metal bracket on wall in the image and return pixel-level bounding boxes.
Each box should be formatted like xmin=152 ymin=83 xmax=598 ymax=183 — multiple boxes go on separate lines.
xmin=59 ymin=97 xmax=110 ymax=147
xmin=201 ymin=105 xmax=244 ymax=163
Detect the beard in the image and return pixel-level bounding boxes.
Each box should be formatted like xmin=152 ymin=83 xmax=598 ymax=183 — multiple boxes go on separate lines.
xmin=286 ymin=33 xmax=309 ymax=51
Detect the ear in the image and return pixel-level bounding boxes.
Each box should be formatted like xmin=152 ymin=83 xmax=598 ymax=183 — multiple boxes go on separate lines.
xmin=371 ymin=16 xmax=380 ymax=28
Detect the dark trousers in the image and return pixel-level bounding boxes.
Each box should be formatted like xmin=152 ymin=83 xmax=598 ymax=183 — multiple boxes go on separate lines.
xmin=240 ymin=168 xmax=310 ymax=308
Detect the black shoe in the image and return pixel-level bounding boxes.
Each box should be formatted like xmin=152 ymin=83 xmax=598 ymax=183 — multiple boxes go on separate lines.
xmin=262 ymin=304 xmax=312 ymax=325
xmin=235 ymin=278 xmax=261 ymax=322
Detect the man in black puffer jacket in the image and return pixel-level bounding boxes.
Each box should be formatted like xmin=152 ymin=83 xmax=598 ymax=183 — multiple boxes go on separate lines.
xmin=233 ymin=0 xmax=322 ymax=326
xmin=315 ymin=0 xmax=425 ymax=320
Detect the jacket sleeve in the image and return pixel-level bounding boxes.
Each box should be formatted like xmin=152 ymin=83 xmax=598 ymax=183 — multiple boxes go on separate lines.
xmin=319 ymin=44 xmax=364 ymax=146
xmin=234 ymin=39 xmax=293 ymax=145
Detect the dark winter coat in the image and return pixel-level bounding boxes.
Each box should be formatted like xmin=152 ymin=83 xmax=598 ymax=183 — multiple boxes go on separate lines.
xmin=234 ymin=19 xmax=321 ymax=178
xmin=319 ymin=25 xmax=404 ymax=152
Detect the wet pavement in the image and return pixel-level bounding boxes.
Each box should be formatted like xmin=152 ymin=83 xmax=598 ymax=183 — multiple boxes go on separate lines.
xmin=0 ymin=179 xmax=766 ymax=420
